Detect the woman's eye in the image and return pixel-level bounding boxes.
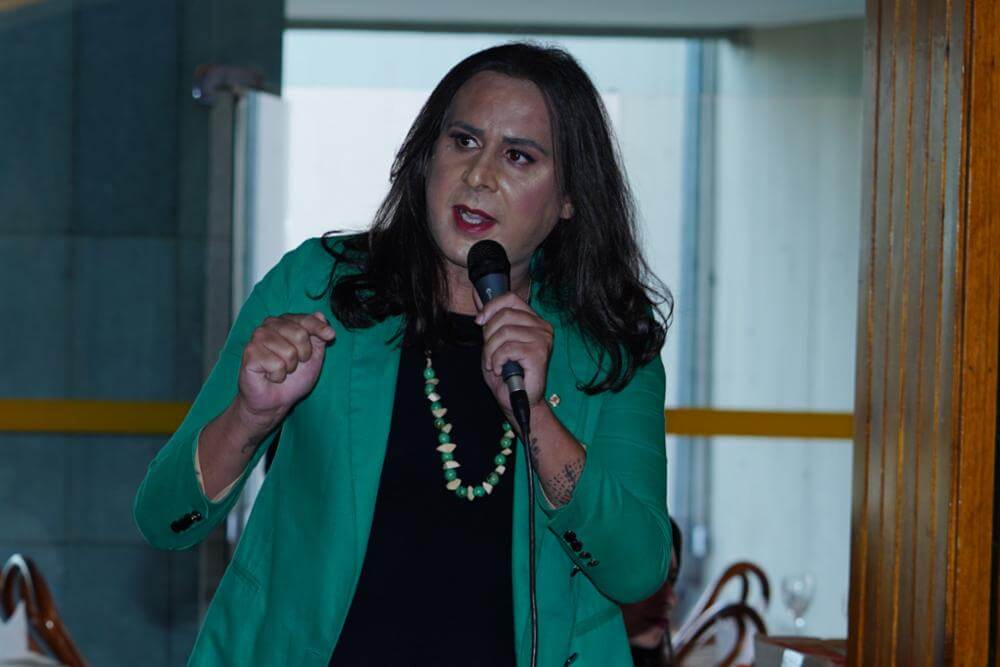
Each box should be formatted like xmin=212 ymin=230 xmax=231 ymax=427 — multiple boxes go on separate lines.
xmin=506 ymin=149 xmax=534 ymax=165
xmin=451 ymin=133 xmax=477 ymax=149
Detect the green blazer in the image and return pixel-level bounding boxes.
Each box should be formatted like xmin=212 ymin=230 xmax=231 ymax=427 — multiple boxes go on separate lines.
xmin=134 ymin=238 xmax=671 ymax=667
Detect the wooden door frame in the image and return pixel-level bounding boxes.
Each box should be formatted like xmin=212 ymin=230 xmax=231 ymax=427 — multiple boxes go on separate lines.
xmin=851 ymin=0 xmax=1000 ymax=663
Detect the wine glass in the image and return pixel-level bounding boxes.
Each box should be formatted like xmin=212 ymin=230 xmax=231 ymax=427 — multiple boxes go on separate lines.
xmin=781 ymin=572 xmax=816 ymax=633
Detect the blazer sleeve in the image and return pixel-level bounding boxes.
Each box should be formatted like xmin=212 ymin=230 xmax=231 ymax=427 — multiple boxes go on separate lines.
xmin=542 ymin=354 xmax=671 ymax=604
xmin=132 ymin=248 xmax=296 ymax=551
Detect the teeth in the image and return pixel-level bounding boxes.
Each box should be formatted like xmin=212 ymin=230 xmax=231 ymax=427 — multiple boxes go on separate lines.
xmin=460 ymin=209 xmax=487 ymax=224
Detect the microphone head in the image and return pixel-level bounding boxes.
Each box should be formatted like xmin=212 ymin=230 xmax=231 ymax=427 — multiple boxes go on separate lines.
xmin=467 ymin=240 xmax=510 ymax=283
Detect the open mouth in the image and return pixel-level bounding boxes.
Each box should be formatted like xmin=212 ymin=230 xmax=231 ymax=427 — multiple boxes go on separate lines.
xmin=452 ymin=205 xmax=497 ymax=234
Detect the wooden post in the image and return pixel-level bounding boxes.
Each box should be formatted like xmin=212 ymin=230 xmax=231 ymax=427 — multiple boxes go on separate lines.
xmin=851 ymin=0 xmax=1000 ymax=663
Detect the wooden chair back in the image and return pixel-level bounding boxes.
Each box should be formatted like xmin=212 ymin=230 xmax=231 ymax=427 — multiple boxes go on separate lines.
xmin=674 ymin=602 xmax=767 ymax=666
xmin=680 ymin=561 xmax=770 ymax=628
xmin=0 ymin=554 xmax=87 ymax=667
xmin=671 ymin=561 xmax=770 ymax=665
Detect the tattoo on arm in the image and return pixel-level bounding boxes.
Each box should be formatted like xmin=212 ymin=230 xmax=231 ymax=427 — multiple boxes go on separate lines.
xmin=529 ymin=437 xmax=542 ymax=466
xmin=529 ymin=436 xmax=586 ymax=506
xmin=546 ymin=457 xmax=585 ymax=507
xmin=240 ymin=432 xmax=269 ymax=455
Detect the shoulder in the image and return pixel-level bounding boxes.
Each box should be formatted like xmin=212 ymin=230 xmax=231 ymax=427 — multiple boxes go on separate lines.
xmin=549 ymin=314 xmax=665 ymax=400
xmin=257 ymin=233 xmax=365 ymax=307
xmin=279 ymin=233 xmax=360 ymax=276
xmin=547 ymin=315 xmax=603 ymax=393
xmin=275 ymin=234 xmax=363 ymax=289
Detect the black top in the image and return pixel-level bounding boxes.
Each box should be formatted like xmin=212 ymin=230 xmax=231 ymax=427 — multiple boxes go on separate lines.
xmin=329 ymin=313 xmax=517 ymax=666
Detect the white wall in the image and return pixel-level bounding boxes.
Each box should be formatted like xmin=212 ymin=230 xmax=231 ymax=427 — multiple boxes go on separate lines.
xmin=706 ymin=19 xmax=863 ymax=636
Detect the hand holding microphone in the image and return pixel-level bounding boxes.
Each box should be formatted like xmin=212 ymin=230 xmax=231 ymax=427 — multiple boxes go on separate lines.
xmin=467 ymin=240 xmax=554 ymax=436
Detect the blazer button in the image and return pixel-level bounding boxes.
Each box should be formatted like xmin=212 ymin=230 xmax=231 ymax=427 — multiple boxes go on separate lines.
xmin=570 ymin=541 xmax=583 ymax=552
xmin=587 ymin=559 xmax=600 ymax=567
xmin=170 ymin=510 xmax=203 ymax=534
xmin=579 ymin=551 xmax=591 ymax=559
xmin=563 ymin=530 xmax=577 ymax=542
xmin=564 ymin=652 xmax=578 ymax=665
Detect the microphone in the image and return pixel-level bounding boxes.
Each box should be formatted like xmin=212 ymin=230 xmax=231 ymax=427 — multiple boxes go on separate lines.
xmin=467 ymin=240 xmax=532 ymax=438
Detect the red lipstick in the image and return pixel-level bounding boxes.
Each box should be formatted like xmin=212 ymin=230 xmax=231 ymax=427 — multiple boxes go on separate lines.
xmin=452 ymin=205 xmax=497 ymax=235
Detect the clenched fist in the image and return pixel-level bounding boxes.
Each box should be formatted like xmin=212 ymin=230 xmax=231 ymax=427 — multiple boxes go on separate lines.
xmin=235 ymin=312 xmax=335 ymax=429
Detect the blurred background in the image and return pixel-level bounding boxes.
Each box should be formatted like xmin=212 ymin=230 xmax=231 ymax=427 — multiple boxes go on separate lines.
xmin=0 ymin=0 xmax=862 ymax=663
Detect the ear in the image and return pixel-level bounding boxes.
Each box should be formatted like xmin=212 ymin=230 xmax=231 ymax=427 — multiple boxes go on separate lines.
xmin=559 ymin=196 xmax=574 ymax=221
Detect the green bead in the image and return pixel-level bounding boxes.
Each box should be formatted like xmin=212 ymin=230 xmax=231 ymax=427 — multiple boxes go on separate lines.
xmin=423 ymin=368 xmax=436 ymax=380
xmin=500 ymin=437 xmax=513 ymax=448
xmin=434 ymin=418 xmax=446 ymax=429
xmin=424 ymin=383 xmax=436 ymax=395
xmin=473 ymin=486 xmax=485 ymax=497
xmin=431 ymin=401 xmax=442 ymax=412
xmin=454 ymin=486 xmax=466 ymax=497
xmin=494 ymin=453 xmax=507 ymax=466
xmin=444 ymin=469 xmax=457 ymax=481
xmin=502 ymin=421 xmax=512 ymax=431
xmin=487 ymin=472 xmax=500 ymax=485
xmin=437 ymin=432 xmax=450 ymax=444
xmin=441 ymin=452 xmax=454 ymax=462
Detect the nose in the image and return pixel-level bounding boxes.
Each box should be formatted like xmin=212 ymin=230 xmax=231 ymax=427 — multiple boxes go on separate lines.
xmin=462 ymin=152 xmax=498 ymax=192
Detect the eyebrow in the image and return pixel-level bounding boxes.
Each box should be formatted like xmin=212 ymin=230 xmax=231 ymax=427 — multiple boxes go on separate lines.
xmin=448 ymin=121 xmax=550 ymax=157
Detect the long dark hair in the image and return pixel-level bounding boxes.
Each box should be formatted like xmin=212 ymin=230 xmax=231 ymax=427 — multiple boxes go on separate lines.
xmin=321 ymin=42 xmax=672 ymax=394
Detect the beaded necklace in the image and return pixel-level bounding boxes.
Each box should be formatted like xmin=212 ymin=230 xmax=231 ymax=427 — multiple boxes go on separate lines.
xmin=423 ymin=353 xmax=515 ymax=501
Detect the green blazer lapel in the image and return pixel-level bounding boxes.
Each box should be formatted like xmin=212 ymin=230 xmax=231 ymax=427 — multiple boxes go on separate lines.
xmin=346 ymin=316 xmax=403 ymax=567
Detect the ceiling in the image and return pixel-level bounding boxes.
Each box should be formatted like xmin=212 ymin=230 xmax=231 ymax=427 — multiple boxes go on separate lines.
xmin=286 ymin=0 xmax=865 ymax=32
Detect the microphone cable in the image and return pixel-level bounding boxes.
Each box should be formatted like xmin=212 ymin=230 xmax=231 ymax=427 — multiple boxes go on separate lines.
xmin=466 ymin=239 xmax=539 ymax=667
xmin=512 ymin=406 xmax=538 ymax=667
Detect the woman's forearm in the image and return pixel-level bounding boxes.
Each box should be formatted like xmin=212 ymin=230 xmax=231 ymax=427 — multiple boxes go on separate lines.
xmin=515 ymin=403 xmax=587 ymax=508
xmin=197 ymin=398 xmax=280 ymax=499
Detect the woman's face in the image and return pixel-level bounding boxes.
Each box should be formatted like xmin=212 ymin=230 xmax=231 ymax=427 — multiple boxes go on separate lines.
xmin=425 ymin=71 xmax=573 ymax=279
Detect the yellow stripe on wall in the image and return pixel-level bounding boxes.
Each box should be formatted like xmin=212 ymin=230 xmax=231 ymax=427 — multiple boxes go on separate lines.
xmin=666 ymin=408 xmax=853 ymax=439
xmin=0 ymin=400 xmax=190 ymax=435
xmin=0 ymin=400 xmax=853 ymax=439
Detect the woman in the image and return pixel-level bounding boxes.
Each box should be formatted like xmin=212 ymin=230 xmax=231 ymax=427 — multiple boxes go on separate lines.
xmin=135 ymin=42 xmax=673 ymax=666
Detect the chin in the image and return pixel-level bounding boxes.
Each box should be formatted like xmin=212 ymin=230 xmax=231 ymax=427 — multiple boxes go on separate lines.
xmin=436 ymin=221 xmax=495 ymax=262
xmin=429 ymin=227 xmax=473 ymax=269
